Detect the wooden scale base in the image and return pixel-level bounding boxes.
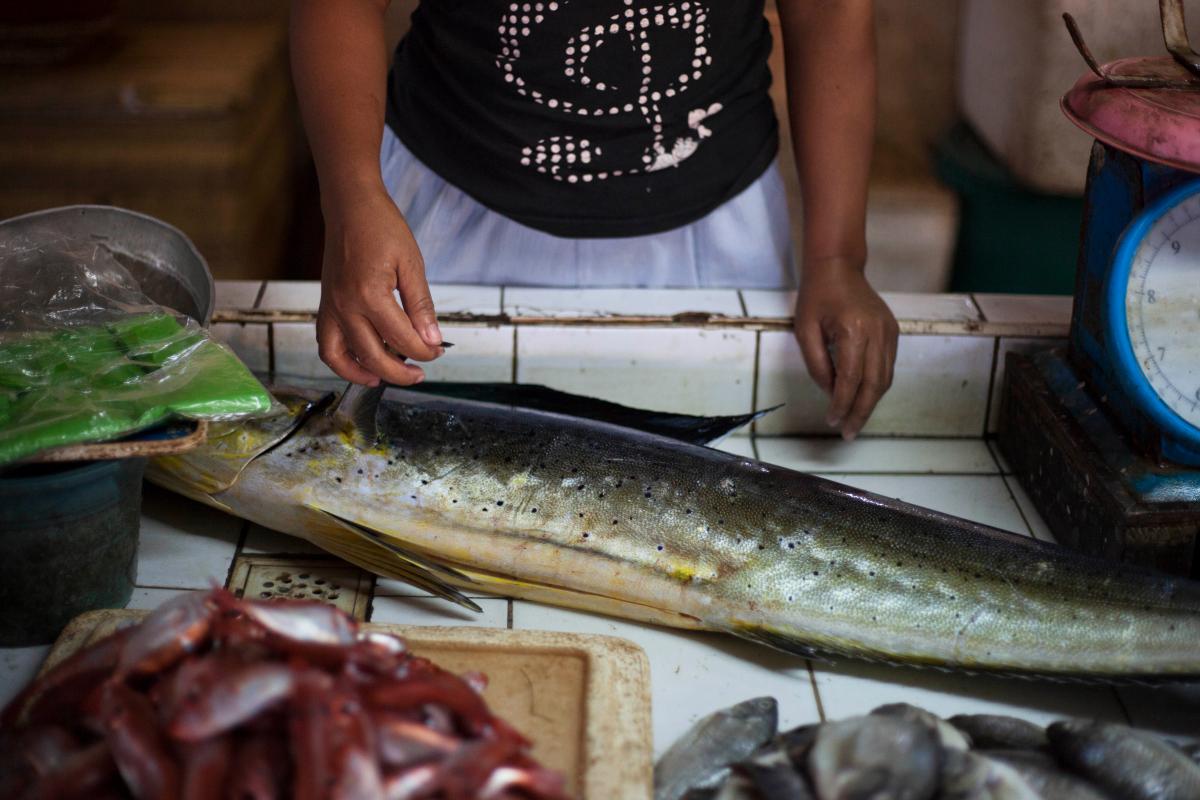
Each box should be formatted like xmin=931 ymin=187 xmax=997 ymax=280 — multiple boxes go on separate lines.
xmin=998 ymin=349 xmax=1200 ymax=577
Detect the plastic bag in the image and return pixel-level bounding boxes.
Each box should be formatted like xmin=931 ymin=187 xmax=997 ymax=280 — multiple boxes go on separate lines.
xmin=0 ymin=230 xmax=275 ymax=465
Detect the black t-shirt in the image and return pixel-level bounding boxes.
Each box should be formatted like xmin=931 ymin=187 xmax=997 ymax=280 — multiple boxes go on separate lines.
xmin=386 ymin=0 xmax=778 ymax=238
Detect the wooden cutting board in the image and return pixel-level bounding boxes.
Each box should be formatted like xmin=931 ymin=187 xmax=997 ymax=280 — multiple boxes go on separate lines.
xmin=42 ymin=609 xmax=654 ymax=800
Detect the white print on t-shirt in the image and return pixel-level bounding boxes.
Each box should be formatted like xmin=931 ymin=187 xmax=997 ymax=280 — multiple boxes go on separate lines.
xmin=495 ymin=0 xmax=720 ymax=183
xmin=648 ymin=101 xmax=721 ymax=170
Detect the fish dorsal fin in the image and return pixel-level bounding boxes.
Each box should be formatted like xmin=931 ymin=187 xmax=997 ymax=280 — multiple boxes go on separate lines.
xmin=404 ymin=382 xmax=780 ymax=445
xmin=305 ymin=506 xmax=481 ymax=613
xmin=328 ymin=382 xmax=386 ymax=444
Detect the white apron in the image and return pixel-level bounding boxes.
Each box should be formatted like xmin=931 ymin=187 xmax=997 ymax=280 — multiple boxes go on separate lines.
xmin=380 ymin=126 xmax=796 ymax=289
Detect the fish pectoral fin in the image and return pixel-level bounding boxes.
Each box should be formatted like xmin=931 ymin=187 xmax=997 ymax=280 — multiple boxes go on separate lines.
xmin=308 ymin=507 xmax=476 ymax=585
xmin=304 ymin=506 xmax=482 ymax=613
xmin=143 ymin=467 xmax=235 ymax=514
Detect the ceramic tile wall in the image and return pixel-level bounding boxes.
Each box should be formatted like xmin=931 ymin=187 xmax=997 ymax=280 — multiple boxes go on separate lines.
xmin=754 ymin=438 xmax=995 ymax=475
xmin=209 ymin=278 xmax=269 ymax=372
xmin=424 ymin=327 xmax=515 ymax=383
xmin=212 ymin=279 xmax=263 ymax=309
xmin=271 ymin=321 xmax=334 ymax=380
xmin=974 ymin=294 xmax=1073 ymax=327
xmin=268 ymin=322 xmax=518 ymax=383
xmin=756 ymin=332 xmax=995 ymax=437
xmin=516 ymin=327 xmax=757 ymax=417
xmin=503 ymin=288 xmax=744 ymax=318
xmin=258 ymin=281 xmax=505 ymax=317
xmin=220 ymin=284 xmax=1070 ymax=438
xmin=257 ymin=280 xmax=320 ymax=310
xmin=210 ymin=323 xmax=270 ymax=373
xmin=741 ymin=290 xmax=982 ymax=323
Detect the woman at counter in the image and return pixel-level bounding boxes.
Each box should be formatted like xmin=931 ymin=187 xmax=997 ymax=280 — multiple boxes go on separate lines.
xmin=290 ymin=0 xmax=898 ymax=440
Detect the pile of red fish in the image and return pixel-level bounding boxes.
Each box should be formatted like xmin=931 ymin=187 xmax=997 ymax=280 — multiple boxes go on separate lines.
xmin=0 ymin=588 xmax=571 ymax=799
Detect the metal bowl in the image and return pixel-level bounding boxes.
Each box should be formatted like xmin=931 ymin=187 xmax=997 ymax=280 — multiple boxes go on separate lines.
xmin=0 ymin=205 xmax=214 ymax=325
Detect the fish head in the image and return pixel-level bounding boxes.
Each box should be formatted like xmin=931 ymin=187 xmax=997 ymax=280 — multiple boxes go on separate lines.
xmin=147 ymin=385 xmax=333 ymax=504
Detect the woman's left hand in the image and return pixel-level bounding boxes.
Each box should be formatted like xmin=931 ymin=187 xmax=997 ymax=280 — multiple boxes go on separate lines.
xmin=793 ymin=257 xmax=899 ymax=441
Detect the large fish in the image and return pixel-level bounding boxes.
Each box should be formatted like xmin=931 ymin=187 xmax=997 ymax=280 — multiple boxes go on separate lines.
xmin=148 ymin=380 xmax=1200 ymax=681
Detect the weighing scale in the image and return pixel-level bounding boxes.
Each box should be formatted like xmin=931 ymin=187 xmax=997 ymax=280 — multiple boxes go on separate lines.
xmin=997 ymin=4 xmax=1200 ymax=577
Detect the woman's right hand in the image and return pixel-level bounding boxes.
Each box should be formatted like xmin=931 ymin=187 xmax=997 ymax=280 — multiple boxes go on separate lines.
xmin=316 ymin=188 xmax=444 ymax=386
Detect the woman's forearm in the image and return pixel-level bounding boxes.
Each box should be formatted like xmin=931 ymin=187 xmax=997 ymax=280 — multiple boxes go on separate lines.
xmin=290 ymin=0 xmax=393 ymax=212
xmin=777 ymin=0 xmax=877 ymax=266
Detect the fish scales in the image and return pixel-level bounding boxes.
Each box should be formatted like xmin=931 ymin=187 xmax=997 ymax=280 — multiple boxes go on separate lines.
xmin=151 ymin=385 xmax=1200 ymax=680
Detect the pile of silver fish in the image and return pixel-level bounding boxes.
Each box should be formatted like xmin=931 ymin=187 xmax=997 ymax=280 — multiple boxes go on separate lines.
xmin=149 ymin=380 xmax=1200 ymax=681
xmin=655 ymin=698 xmax=1200 ymax=800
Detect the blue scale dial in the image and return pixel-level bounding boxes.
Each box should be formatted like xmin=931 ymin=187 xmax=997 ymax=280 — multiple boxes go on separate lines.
xmin=1107 ymin=180 xmax=1200 ymax=450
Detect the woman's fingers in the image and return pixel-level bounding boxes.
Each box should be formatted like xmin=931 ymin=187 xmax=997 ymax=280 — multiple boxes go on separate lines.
xmin=317 ymin=311 xmax=381 ymax=386
xmin=364 ymin=293 xmax=441 ymax=363
xmin=839 ymin=331 xmax=889 ymax=440
xmin=796 ymin=317 xmax=835 ymax=394
xmin=341 ymin=313 xmax=426 ymax=385
xmin=396 ymin=264 xmax=443 ymax=349
xmin=826 ymin=326 xmax=865 ymax=428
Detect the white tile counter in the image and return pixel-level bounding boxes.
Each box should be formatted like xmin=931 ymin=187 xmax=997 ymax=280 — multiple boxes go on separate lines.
xmin=214 ymin=282 xmax=1073 ymax=438
xmin=6 ymin=284 xmax=1195 ymax=759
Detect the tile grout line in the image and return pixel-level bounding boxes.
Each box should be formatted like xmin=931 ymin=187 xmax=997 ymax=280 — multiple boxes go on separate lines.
xmin=252 ymin=280 xmax=268 ymax=309
xmin=134 ymin=584 xmax=205 ymax=592
xmin=998 ymin=474 xmax=1043 ymax=540
xmin=967 ymin=293 xmax=988 ymax=322
xmin=805 ymin=661 xmax=827 ymax=722
xmin=736 ymin=289 xmax=749 ymax=318
xmin=267 ymin=323 xmax=276 ymax=376
xmin=984 ymin=439 xmax=1013 ymax=476
xmin=506 ymin=599 xmax=514 ymax=629
xmin=980 ymin=336 xmax=1001 ymax=438
xmin=750 ymin=330 xmax=762 ymax=433
xmin=222 ymin=521 xmax=251 ymax=590
xmin=510 ymin=325 xmax=519 ymax=384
